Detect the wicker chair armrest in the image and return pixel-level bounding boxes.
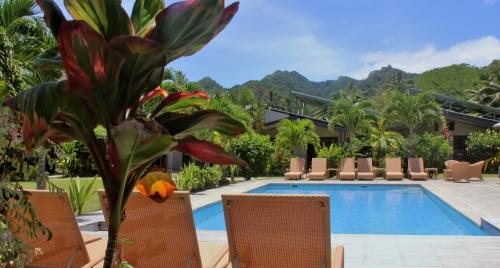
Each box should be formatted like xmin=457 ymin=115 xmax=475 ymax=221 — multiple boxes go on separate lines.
xmin=206 ymin=245 xmax=229 ymax=268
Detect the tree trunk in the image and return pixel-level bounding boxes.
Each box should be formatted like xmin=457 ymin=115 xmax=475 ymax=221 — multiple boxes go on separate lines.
xmin=36 ymin=147 xmax=47 ymax=189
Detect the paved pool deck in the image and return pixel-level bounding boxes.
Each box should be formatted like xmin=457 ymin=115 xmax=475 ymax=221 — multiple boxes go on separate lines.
xmin=80 ymin=178 xmax=500 ymax=268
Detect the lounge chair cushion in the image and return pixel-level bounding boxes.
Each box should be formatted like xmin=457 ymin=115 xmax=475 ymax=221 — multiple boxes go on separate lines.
xmin=285 ymin=172 xmax=302 ymax=179
xmin=357 ymin=172 xmax=374 ymax=179
xmin=308 ymin=172 xmax=328 ymax=180
xmin=339 ymin=172 xmax=356 ymax=180
xmin=410 ymin=172 xmax=428 ymax=179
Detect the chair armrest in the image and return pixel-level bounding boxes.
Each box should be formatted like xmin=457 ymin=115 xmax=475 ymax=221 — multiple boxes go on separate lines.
xmin=206 ymin=245 xmax=229 ymax=268
xmin=331 ymin=245 xmax=344 ymax=268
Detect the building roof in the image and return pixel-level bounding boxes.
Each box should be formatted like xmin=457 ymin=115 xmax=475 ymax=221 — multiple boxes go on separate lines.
xmin=289 ymin=90 xmax=499 ymax=128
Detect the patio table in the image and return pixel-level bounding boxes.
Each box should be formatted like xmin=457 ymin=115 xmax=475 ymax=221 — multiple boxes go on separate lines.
xmin=425 ymin=167 xmax=439 ymax=179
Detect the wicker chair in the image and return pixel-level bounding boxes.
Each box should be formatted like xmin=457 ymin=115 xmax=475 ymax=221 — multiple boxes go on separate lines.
xmin=444 ymin=160 xmax=459 ymax=181
xmin=338 ymin=158 xmax=356 ymax=180
xmin=450 ymin=162 xmax=471 ymax=183
xmin=9 ymin=190 xmax=106 ymax=268
xmin=357 ymin=158 xmax=375 ymax=180
xmin=384 ymin=157 xmax=404 ymax=180
xmin=221 ymin=194 xmax=344 ymax=268
xmin=284 ymin=157 xmax=305 ymax=180
xmin=307 ymin=158 xmax=329 ymax=180
xmin=469 ymin=161 xmax=485 ymax=181
xmin=98 ymin=191 xmax=227 ymax=268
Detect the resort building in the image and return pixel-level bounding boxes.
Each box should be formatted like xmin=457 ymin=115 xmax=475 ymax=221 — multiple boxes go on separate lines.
xmin=263 ymin=89 xmax=500 ymax=169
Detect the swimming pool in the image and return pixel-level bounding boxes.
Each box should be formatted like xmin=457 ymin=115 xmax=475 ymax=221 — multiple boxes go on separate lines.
xmin=194 ymin=184 xmax=493 ymax=236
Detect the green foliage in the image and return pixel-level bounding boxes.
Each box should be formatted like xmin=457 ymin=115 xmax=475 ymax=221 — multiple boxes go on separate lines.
xmin=56 ymin=141 xmax=98 ymax=177
xmin=369 ymin=118 xmax=404 ymax=165
xmin=267 ymin=149 xmax=292 ymax=176
xmin=415 ymin=64 xmax=482 ymax=99
xmin=161 ymin=68 xmax=201 ymax=93
xmin=9 ymin=1 xmax=244 ymax=267
xmin=467 ymin=61 xmax=500 ymax=107
xmin=68 ymin=177 xmax=97 ymax=215
xmin=229 ymin=132 xmax=274 ymax=180
xmin=328 ymin=98 xmax=372 ymax=151
xmin=275 ymin=119 xmax=320 ymax=155
xmin=466 ymin=129 xmax=500 ymax=168
xmin=315 ymin=144 xmax=348 ymax=168
xmin=177 ymin=163 xmax=222 ymax=192
xmin=411 ymin=133 xmax=452 ymax=170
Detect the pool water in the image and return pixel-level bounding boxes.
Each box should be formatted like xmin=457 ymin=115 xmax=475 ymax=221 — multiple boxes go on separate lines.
xmin=194 ymin=184 xmax=493 ymax=236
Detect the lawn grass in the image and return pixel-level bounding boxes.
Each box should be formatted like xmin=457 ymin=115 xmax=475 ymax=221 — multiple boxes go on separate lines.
xmin=19 ymin=177 xmax=104 ymax=214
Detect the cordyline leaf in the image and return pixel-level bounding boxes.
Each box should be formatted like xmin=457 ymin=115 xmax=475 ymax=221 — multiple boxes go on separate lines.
xmin=58 ymin=20 xmax=123 ymax=93
xmin=36 ymin=0 xmax=66 ymax=38
xmin=139 ymin=87 xmax=168 ymax=106
xmin=33 ymin=47 xmax=63 ymax=71
xmin=151 ymin=0 xmax=239 ymax=63
xmin=174 ymin=137 xmax=246 ymax=166
xmin=152 ymin=90 xmax=209 ymax=116
xmin=10 ymin=81 xmax=66 ymax=149
xmin=157 ymin=110 xmax=246 ymax=139
xmin=58 ymin=20 xmax=125 ymax=122
xmin=108 ymin=120 xmax=176 ymax=178
xmin=131 ymin=0 xmax=165 ymax=37
xmin=109 ymin=36 xmax=166 ymax=111
xmin=214 ymin=2 xmax=239 ymax=36
xmin=64 ymin=0 xmax=133 ymax=40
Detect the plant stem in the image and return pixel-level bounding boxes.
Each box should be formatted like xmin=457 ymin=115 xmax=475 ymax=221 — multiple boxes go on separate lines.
xmin=103 ymin=221 xmax=119 ymax=268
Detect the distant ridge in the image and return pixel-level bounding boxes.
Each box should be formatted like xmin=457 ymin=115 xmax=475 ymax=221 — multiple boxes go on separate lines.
xmin=197 ymin=60 xmax=499 ymax=100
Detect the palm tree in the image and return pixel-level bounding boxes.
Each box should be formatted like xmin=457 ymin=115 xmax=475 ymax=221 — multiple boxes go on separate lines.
xmin=384 ymin=91 xmax=443 ymax=155
xmin=0 ymin=0 xmax=57 ymax=98
xmin=0 ymin=0 xmax=60 ymax=189
xmin=369 ymin=118 xmax=404 ymax=165
xmin=328 ymin=98 xmax=372 ymax=151
xmin=161 ymin=68 xmax=201 ymax=92
xmin=468 ymin=72 xmax=500 ymax=107
xmin=275 ymin=119 xmax=320 ymax=157
xmin=264 ymin=90 xmax=286 ymax=110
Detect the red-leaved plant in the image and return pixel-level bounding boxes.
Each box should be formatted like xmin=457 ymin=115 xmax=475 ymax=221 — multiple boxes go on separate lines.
xmin=5 ymin=0 xmax=244 ymax=267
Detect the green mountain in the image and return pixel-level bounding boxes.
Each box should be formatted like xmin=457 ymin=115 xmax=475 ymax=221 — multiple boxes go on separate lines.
xmin=197 ymin=77 xmax=224 ymax=93
xmin=197 ymin=60 xmax=498 ymax=100
xmin=414 ymin=64 xmax=482 ymax=98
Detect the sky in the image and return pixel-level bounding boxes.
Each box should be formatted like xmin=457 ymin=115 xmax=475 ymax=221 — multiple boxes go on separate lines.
xmin=54 ymin=0 xmax=500 ymax=87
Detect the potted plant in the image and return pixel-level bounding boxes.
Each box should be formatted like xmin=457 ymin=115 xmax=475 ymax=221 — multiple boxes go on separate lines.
xmin=5 ymin=0 xmax=244 ymax=266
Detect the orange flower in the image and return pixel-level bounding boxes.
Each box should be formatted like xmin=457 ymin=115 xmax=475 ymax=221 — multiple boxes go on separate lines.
xmin=136 ymin=171 xmax=176 ymax=202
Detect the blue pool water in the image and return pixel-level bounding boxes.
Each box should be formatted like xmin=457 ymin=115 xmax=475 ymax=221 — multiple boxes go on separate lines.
xmin=194 ymin=184 xmax=493 ymax=236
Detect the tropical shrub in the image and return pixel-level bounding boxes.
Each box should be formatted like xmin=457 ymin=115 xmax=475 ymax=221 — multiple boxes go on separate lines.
xmin=411 ymin=133 xmax=452 ymax=170
xmin=5 ymin=1 xmax=244 ymax=266
xmin=328 ymin=98 xmax=372 ymax=151
xmin=315 ymin=144 xmax=347 ymax=168
xmin=466 ymin=129 xmax=500 ymax=168
xmin=56 ymin=141 xmax=98 ymax=177
xmin=384 ymin=91 xmax=443 ymax=156
xmin=267 ymin=149 xmax=292 ymax=175
xmin=177 ymin=163 xmax=222 ymax=192
xmin=68 ymin=177 xmax=97 ymax=215
xmin=369 ymin=118 xmax=404 ymax=166
xmin=275 ymin=119 xmax=320 ymax=156
xmin=229 ymin=132 xmax=274 ymax=180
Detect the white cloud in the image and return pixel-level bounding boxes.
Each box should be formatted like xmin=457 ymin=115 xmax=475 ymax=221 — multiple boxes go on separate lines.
xmin=212 ymin=0 xmax=346 ymax=82
xmin=350 ymin=36 xmax=500 ymax=79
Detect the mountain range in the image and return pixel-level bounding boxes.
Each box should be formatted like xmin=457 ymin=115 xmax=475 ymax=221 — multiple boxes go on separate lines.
xmin=197 ymin=60 xmax=499 ymax=100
